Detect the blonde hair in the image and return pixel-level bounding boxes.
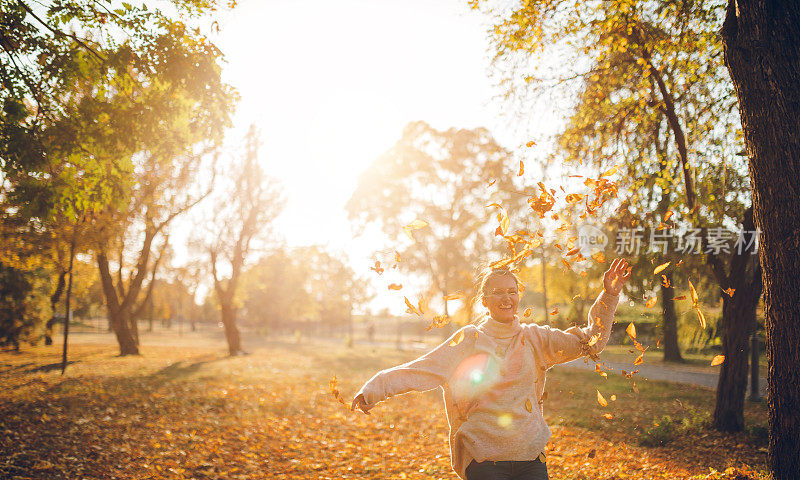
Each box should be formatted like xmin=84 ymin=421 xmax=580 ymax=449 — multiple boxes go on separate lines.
xmin=470 ymin=265 xmax=523 ymax=321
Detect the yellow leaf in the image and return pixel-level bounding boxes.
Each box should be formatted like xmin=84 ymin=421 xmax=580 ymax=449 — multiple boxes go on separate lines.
xmin=653 ymin=261 xmax=670 ymax=275
xmin=645 ymin=297 xmax=658 ymax=308
xmin=443 ymin=293 xmax=463 ymax=301
xmin=722 ymin=287 xmax=735 ymax=297
xmin=550 ymin=306 xmax=559 ymax=315
xmin=388 ymin=283 xmax=402 ymax=290
xmin=626 ymin=322 xmax=636 ymax=340
xmin=518 ymin=160 xmax=524 ymax=176
xmin=449 ymin=330 xmax=465 ymax=347
xmin=610 ymin=394 xmax=616 ymax=402
xmin=596 ymin=390 xmax=608 ymax=407
xmin=602 ymin=413 xmax=614 ymax=419
xmin=711 ymin=355 xmax=725 ymax=366
xmin=695 ymin=307 xmax=707 ymax=329
xmin=674 ymin=295 xmax=687 ymax=301
xmin=405 ymin=219 xmax=429 ymax=230
xmin=523 ymin=307 xmax=532 ymax=317
xmin=634 ymin=353 xmax=644 ymax=365
xmin=588 ymin=333 xmax=601 ymax=346
xmin=592 ymin=251 xmax=606 ymax=263
xmin=601 ymin=165 xmax=619 ymax=177
xmin=526 ymin=140 xmax=536 ymax=147
xmin=688 ymin=280 xmax=699 ymax=306
xmin=525 ymin=398 xmax=533 ymax=412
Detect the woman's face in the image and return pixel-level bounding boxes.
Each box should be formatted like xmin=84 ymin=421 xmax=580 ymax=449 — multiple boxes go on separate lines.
xmin=481 ymin=274 xmax=520 ymax=323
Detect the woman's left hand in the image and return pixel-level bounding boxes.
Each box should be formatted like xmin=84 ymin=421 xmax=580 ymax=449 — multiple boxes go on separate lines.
xmin=603 ymin=258 xmax=631 ymax=295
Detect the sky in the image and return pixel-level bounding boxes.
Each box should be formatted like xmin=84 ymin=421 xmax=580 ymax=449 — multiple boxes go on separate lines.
xmin=206 ymin=0 xmax=560 ymax=313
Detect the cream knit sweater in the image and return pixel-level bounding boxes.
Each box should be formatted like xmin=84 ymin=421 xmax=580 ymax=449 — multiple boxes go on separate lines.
xmin=356 ymin=290 xmax=620 ymax=479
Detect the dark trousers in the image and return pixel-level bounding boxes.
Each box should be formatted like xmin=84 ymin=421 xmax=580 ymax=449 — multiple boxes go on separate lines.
xmin=465 ymin=458 xmax=549 ymax=480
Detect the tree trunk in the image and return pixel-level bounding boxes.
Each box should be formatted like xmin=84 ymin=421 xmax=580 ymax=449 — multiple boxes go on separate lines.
xmin=713 ymin=290 xmax=758 ymax=431
xmin=722 ymin=2 xmax=800 ymax=476
xmin=60 ymin=240 xmax=75 ymax=374
xmin=45 ymin=271 xmax=66 ymax=346
xmin=109 ymin=309 xmax=140 ymax=356
xmin=660 ymin=272 xmax=683 ymax=362
xmin=220 ymin=303 xmax=241 ymax=356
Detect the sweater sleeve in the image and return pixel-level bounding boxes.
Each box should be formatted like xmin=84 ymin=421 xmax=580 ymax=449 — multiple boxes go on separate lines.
xmin=355 ymin=325 xmax=476 ymax=409
xmin=525 ymin=290 xmax=620 ymax=368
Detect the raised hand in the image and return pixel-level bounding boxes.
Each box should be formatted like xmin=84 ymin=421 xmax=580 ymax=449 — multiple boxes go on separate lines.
xmin=602 ymin=258 xmax=631 ymax=295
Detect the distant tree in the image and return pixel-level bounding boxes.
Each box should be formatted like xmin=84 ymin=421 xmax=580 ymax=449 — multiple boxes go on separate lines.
xmin=206 ymin=126 xmax=284 ymax=355
xmin=347 ymin=121 xmax=525 ymax=329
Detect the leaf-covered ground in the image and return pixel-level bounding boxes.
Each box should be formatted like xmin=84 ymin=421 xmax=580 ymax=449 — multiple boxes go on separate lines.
xmin=0 ymin=336 xmax=769 ymax=479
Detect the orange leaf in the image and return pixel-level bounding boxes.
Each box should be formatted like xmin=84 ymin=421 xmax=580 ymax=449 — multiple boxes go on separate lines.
xmin=525 ymin=398 xmax=533 ymax=412
xmin=523 ymin=307 xmax=532 ymax=317
xmin=370 ymin=261 xmax=384 ymax=275
xmin=601 ymin=165 xmax=619 ymax=177
xmin=518 ymin=160 xmax=524 ymax=176
xmin=674 ymin=295 xmax=687 ymax=300
xmin=550 ymin=306 xmax=559 ymax=315
xmin=653 ymin=261 xmax=670 ymax=275
xmin=596 ymin=390 xmax=608 ymax=407
xmin=404 ymin=297 xmax=421 ymax=316
xmin=610 ymin=394 xmax=616 ymax=401
xmin=592 ymin=251 xmax=606 ymax=263
xmin=688 ymin=280 xmax=699 ymax=306
xmin=634 ymin=353 xmax=644 ymax=365
xmin=695 ymin=307 xmax=707 ymax=329
xmin=664 ymin=210 xmax=674 ymax=221
xmin=566 ymin=247 xmax=581 ymax=256
xmin=388 ymin=283 xmax=402 ymax=290
xmin=645 ymin=297 xmax=658 ymax=308
xmin=722 ymin=287 xmax=735 ymax=297
xmin=711 ymin=355 xmax=725 ymax=366
xmin=526 ymin=140 xmax=536 ymax=147
xmin=626 ymin=323 xmax=636 ymax=340
xmin=449 ymin=330 xmax=464 ymax=347
xmin=488 ymin=178 xmax=497 ymax=187
xmin=602 ymin=413 xmax=614 ymax=420
xmin=443 ymin=293 xmax=463 ymax=301
xmin=394 ymin=251 xmax=401 ymax=262
xmin=588 ymin=333 xmax=601 ymax=346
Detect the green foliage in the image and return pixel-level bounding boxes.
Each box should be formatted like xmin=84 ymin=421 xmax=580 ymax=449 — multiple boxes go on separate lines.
xmin=0 ymin=261 xmax=50 ymax=348
xmin=640 ymin=408 xmax=711 ymax=447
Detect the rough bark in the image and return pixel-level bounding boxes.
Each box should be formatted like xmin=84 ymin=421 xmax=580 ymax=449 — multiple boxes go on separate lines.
xmin=722 ymin=1 xmax=800 ymax=476
xmin=660 ymin=271 xmax=682 ymax=362
xmin=220 ymin=303 xmax=241 ymax=356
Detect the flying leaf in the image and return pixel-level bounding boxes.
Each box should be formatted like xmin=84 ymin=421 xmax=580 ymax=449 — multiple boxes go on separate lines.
xmin=329 ymin=374 xmax=346 ymax=405
xmin=394 ymin=251 xmax=401 ymax=262
xmin=403 ymin=219 xmax=429 ymax=240
xmin=645 ymin=297 xmax=658 ymax=308
xmin=523 ymin=307 xmax=532 ymax=317
xmin=370 ymin=261 xmax=384 ymax=275
xmin=587 ymin=333 xmax=601 ymax=346
xmin=722 ymin=287 xmax=735 ymax=297
xmin=626 ymin=323 xmax=636 ymax=340
xmin=449 ymin=330 xmax=464 ymax=347
xmin=710 ymin=355 xmax=725 ymax=366
xmin=525 ymin=398 xmax=533 ymax=412
xmin=634 ymin=353 xmax=644 ymax=365
xmin=601 ymin=166 xmax=619 ymax=177
xmin=695 ymin=307 xmax=707 ymax=329
xmin=526 ymin=140 xmax=536 ymax=147
xmin=565 ymin=193 xmax=585 ymax=203
xmin=427 ymin=315 xmax=450 ymax=331
xmin=610 ymin=394 xmax=616 ymax=402
xmin=566 ymin=247 xmax=581 ymax=256
xmin=664 ymin=210 xmax=674 ymax=221
xmin=653 ymin=261 xmax=670 ymax=275
xmin=518 ymin=160 xmax=524 ymax=176
xmin=661 ymin=275 xmax=670 ymax=288
xmin=550 ymin=306 xmax=559 ymax=315
xmin=596 ymin=390 xmax=608 ymax=407
xmin=444 ymin=293 xmax=463 ymax=301
xmin=404 ymin=297 xmax=421 ymax=316
xmin=488 ymin=178 xmax=497 ymax=187
xmin=674 ymin=295 xmax=687 ymax=300
xmin=388 ymin=283 xmax=402 ymax=290
xmin=688 ymin=280 xmax=699 ymax=306
xmin=592 ymin=251 xmax=606 ymax=263
xmin=602 ymin=413 xmax=614 ymax=420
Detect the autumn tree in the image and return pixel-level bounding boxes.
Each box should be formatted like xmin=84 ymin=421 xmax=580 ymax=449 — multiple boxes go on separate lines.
xmin=720 ymin=2 xmax=800 ymax=477
xmin=347 ymin=121 xmax=526 ymax=329
xmin=205 ymin=126 xmax=284 ymax=355
xmin=476 ymin=0 xmax=761 ymax=432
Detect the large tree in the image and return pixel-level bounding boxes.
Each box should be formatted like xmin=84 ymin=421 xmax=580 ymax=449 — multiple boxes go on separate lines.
xmin=720 ymin=2 xmax=800 ymax=477
xmin=205 ymin=126 xmax=284 ymax=355
xmin=476 ymin=0 xmax=761 ymax=432
xmin=347 ymin=121 xmax=526 ymax=329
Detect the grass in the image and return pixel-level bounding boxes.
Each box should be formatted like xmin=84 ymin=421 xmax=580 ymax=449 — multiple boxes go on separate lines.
xmin=0 ymin=332 xmax=770 ymax=480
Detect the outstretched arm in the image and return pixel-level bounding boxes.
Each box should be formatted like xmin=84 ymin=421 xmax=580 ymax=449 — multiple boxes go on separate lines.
xmin=526 ymin=258 xmax=631 ymax=367
xmin=351 ymin=326 xmax=475 ymax=414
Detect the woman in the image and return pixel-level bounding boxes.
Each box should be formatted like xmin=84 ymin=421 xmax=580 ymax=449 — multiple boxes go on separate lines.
xmin=352 ymin=258 xmax=631 ymax=480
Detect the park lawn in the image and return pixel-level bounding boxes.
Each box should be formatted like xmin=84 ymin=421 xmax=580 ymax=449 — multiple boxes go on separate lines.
xmin=0 ymin=337 xmax=768 ymax=480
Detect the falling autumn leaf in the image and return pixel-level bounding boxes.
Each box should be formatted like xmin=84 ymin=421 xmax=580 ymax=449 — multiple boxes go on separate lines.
xmin=674 ymin=295 xmax=687 ymax=300
xmin=523 ymin=307 xmax=532 ymax=317
xmin=388 ymin=283 xmax=402 ymax=290
xmin=518 ymin=160 xmax=524 ymax=176
xmin=601 ymin=165 xmax=619 ymax=177
xmin=634 ymin=354 xmax=644 ymax=365
xmin=443 ymin=293 xmax=463 ymax=301
xmin=550 ymin=306 xmax=559 ymax=315
xmin=488 ymin=178 xmax=497 ymax=187
xmin=602 ymin=413 xmax=614 ymax=420
xmin=592 ymin=251 xmax=606 ymax=263
xmin=696 ymin=307 xmax=707 ymax=329
xmin=426 ymin=315 xmax=450 ymax=331
xmin=394 ymin=251 xmax=401 ymax=262
xmin=566 ymin=247 xmax=581 ymax=256
xmin=722 ymin=287 xmax=735 ymax=297
xmin=370 ymin=261 xmax=384 ymax=275
xmin=526 ymin=140 xmax=536 ymax=147
xmin=653 ymin=261 xmax=670 ymax=275
xmin=449 ymin=330 xmax=465 ymax=347
xmin=402 ymin=219 xmax=429 ymax=240
xmin=688 ymin=280 xmax=699 ymax=306
xmin=711 ymin=355 xmax=725 ymax=366
xmin=626 ymin=323 xmax=636 ymax=340
xmin=596 ymin=390 xmax=608 ymax=407
xmin=664 ymin=210 xmax=674 ymax=221
xmin=404 ymin=297 xmax=421 ymax=316
xmin=610 ymin=395 xmax=616 ymax=402
xmin=525 ymin=398 xmax=533 ymax=413
xmin=661 ymin=275 xmax=670 ymax=288
xmin=645 ymin=297 xmax=658 ymax=308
